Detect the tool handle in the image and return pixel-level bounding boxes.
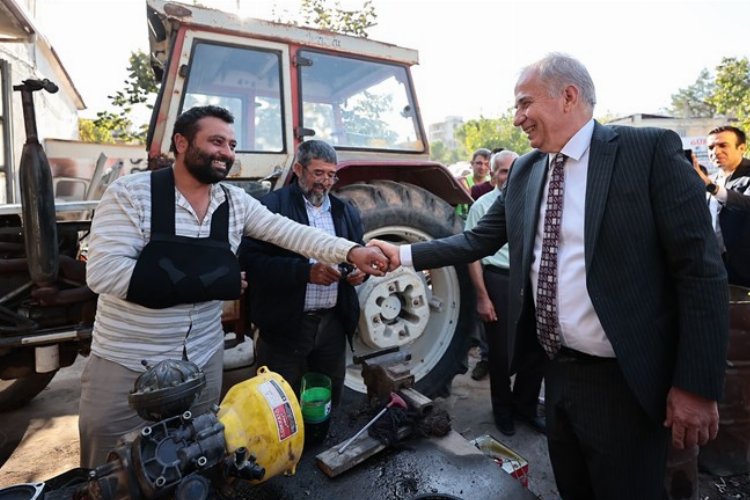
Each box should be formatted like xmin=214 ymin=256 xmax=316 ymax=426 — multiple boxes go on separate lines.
xmin=337 ymin=407 xmax=387 ymax=454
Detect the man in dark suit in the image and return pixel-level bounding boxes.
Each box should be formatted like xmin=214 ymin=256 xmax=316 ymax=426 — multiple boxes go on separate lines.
xmin=240 ymin=140 xmax=366 ymax=404
xmin=369 ymin=54 xmax=729 ymax=498
xmin=692 ymin=125 xmax=750 ymax=287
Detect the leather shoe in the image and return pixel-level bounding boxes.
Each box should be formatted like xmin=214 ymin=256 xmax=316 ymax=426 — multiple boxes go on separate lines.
xmin=494 ymin=413 xmax=516 ymax=436
xmin=517 ymin=414 xmax=546 ymax=434
xmin=471 ymin=360 xmax=489 ymax=380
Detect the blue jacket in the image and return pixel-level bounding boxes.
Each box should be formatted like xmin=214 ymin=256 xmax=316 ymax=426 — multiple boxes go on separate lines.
xmin=239 ymin=182 xmax=364 ymax=350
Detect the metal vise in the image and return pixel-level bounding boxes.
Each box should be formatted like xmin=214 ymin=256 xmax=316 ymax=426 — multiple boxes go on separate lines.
xmin=353 ymin=347 xmax=414 ymax=403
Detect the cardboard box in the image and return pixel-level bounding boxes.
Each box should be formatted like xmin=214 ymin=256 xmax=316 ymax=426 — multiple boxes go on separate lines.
xmin=471 ymin=434 xmax=530 ymax=488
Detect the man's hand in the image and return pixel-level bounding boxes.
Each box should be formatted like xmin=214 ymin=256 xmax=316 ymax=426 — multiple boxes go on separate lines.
xmin=477 ymin=295 xmax=497 ymax=322
xmin=240 ymin=271 xmax=248 ymax=293
xmin=664 ymin=386 xmax=720 ymax=449
xmin=347 ymin=246 xmax=388 ymax=276
xmin=310 ymin=263 xmax=342 ymax=285
xmin=691 ymin=152 xmax=710 ymax=185
xmin=345 ymin=269 xmax=367 ymax=286
xmin=367 ymin=239 xmax=401 ymax=271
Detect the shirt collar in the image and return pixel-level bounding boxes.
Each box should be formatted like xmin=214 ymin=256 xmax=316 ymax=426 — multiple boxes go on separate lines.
xmin=548 ymin=118 xmax=595 ymax=164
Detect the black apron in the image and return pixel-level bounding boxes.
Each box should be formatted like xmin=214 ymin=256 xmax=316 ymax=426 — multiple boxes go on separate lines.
xmin=126 ymin=168 xmax=241 ymax=309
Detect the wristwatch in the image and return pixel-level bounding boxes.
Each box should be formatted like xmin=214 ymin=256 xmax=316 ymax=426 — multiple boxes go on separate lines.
xmin=706 ymin=182 xmax=719 ymax=196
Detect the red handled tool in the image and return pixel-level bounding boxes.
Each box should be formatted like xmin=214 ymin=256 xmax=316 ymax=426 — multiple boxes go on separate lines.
xmin=337 ymin=392 xmax=407 ymax=454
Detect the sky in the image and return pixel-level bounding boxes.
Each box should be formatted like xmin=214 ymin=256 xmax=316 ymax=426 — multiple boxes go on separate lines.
xmin=35 ymin=0 xmax=750 ymax=127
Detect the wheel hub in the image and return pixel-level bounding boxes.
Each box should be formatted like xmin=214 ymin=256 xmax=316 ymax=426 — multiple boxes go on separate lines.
xmin=357 ymin=267 xmax=430 ymax=349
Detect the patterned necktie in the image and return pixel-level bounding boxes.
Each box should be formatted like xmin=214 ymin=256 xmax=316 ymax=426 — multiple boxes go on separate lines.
xmin=536 ymin=153 xmax=567 ymax=358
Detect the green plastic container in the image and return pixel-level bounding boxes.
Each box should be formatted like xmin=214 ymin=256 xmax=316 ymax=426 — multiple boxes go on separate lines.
xmin=300 ymin=372 xmax=332 ymax=445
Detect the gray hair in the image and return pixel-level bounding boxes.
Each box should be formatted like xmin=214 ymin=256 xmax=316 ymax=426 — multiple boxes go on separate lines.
xmin=295 ymin=139 xmax=337 ymax=167
xmin=491 ymin=150 xmax=519 ymax=172
xmin=522 ymin=53 xmax=597 ymax=110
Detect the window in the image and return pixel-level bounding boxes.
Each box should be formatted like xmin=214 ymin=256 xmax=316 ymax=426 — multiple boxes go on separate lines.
xmin=299 ymin=51 xmax=424 ymax=152
xmin=182 ymin=42 xmax=284 ymax=152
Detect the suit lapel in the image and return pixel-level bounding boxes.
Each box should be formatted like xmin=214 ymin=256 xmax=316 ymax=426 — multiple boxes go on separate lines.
xmin=584 ymin=123 xmax=618 ymax=270
xmin=522 ymin=153 xmax=549 ymax=274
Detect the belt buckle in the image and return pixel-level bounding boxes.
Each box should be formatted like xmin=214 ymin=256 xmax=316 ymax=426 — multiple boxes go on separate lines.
xmin=555 ymin=347 xmax=583 ymax=363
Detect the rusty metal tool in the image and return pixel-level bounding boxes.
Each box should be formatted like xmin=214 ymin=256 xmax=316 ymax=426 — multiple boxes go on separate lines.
xmin=337 ymin=392 xmax=407 ymax=454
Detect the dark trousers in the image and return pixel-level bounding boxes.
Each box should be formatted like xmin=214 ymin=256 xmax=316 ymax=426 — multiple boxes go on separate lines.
xmin=256 ymin=310 xmax=347 ymax=405
xmin=483 ymin=266 xmax=545 ymax=419
xmin=546 ymin=352 xmax=669 ymax=499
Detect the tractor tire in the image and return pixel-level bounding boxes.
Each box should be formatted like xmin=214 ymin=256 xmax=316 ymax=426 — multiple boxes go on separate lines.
xmin=336 ymin=181 xmax=474 ymax=398
xmin=0 ymin=371 xmax=57 ymax=411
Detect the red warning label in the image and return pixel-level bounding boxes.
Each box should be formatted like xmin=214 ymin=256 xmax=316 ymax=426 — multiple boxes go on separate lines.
xmin=260 ymin=379 xmax=298 ymax=441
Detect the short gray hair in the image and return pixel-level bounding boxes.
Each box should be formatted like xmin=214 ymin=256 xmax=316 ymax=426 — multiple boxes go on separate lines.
xmin=522 ymin=53 xmax=596 ymax=110
xmin=491 ymin=150 xmax=519 ymax=172
xmin=295 ymin=139 xmax=337 ymax=167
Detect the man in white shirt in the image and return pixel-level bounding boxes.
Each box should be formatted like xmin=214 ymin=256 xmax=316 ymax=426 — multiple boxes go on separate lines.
xmin=692 ymin=125 xmax=750 ymax=287
xmin=80 ymin=105 xmax=387 ymax=467
xmin=368 ymin=54 xmax=728 ymax=498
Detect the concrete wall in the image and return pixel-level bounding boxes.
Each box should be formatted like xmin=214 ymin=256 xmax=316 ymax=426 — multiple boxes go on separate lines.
xmin=0 ymin=19 xmax=81 ymax=203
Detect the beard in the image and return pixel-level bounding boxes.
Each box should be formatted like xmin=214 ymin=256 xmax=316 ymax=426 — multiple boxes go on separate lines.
xmin=298 ymin=178 xmax=329 ymax=207
xmin=184 ymin=144 xmax=233 ymax=184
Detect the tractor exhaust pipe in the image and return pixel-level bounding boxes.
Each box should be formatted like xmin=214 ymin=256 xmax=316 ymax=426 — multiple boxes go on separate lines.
xmin=14 ymin=79 xmax=59 ymax=286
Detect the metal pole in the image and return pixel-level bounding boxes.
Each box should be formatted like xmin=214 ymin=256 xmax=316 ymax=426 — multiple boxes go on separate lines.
xmin=1 ymin=59 xmax=15 ymax=203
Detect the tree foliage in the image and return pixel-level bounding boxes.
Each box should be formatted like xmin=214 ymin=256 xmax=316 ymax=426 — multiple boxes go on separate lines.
xmin=454 ymin=110 xmax=532 ymax=157
xmin=273 ymin=0 xmax=377 ymax=37
xmin=341 ymin=91 xmax=397 ymax=145
xmin=429 ymin=140 xmax=465 ymax=166
xmin=670 ymin=69 xmax=716 ymax=118
xmin=671 ymin=57 xmax=750 ymax=131
xmin=709 ymin=57 xmax=750 ymax=132
xmin=79 ymin=50 xmax=158 ymax=144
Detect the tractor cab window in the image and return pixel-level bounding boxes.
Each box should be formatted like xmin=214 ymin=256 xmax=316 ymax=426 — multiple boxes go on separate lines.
xmin=298 ymin=50 xmax=424 ymax=152
xmin=181 ymin=42 xmax=284 ymax=152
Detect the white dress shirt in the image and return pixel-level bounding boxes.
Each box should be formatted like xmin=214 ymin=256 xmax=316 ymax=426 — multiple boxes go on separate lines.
xmin=402 ymin=119 xmax=614 ymax=357
xmin=529 ymin=119 xmax=614 ymax=357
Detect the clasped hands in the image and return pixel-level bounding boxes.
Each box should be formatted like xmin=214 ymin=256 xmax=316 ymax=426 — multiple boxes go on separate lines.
xmin=345 ymin=239 xmax=402 ymax=278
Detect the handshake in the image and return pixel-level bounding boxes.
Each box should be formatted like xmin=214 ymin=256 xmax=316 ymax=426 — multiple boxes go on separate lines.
xmin=345 ymin=239 xmax=402 ymax=277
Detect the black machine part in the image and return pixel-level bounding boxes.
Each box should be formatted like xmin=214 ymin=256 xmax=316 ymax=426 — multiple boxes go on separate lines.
xmin=0 ymin=410 xmax=265 ymax=500
xmin=128 ymin=359 xmax=206 ymax=421
xmin=13 ymin=79 xmax=60 ymax=286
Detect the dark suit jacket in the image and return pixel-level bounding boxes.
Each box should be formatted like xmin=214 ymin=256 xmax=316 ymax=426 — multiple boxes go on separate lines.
xmin=713 ymin=157 xmax=750 ymax=287
xmin=239 ymin=182 xmax=364 ymax=350
xmin=411 ymin=122 xmax=729 ymax=422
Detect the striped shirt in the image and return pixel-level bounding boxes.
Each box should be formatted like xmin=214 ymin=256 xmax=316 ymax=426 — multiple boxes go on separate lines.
xmin=86 ymin=171 xmax=356 ymax=372
xmin=303 ymin=195 xmax=339 ymax=311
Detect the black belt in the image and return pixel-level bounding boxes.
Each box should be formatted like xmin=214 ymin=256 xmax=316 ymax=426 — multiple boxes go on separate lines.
xmin=554 ymin=346 xmax=616 ymax=364
xmin=304 ymin=308 xmax=335 ymax=317
xmin=484 ymin=265 xmax=509 ymax=275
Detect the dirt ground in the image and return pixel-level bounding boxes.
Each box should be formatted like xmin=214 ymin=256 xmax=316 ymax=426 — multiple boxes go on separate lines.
xmin=1 ymin=351 xmax=749 ymax=499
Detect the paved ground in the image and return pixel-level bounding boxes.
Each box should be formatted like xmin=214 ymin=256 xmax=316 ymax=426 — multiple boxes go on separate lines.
xmin=442 ymin=348 xmax=558 ymax=499
xmin=1 ymin=350 xmax=748 ymax=499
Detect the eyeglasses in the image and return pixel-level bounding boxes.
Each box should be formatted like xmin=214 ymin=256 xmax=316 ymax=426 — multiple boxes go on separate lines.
xmin=303 ymin=165 xmax=339 ymax=184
